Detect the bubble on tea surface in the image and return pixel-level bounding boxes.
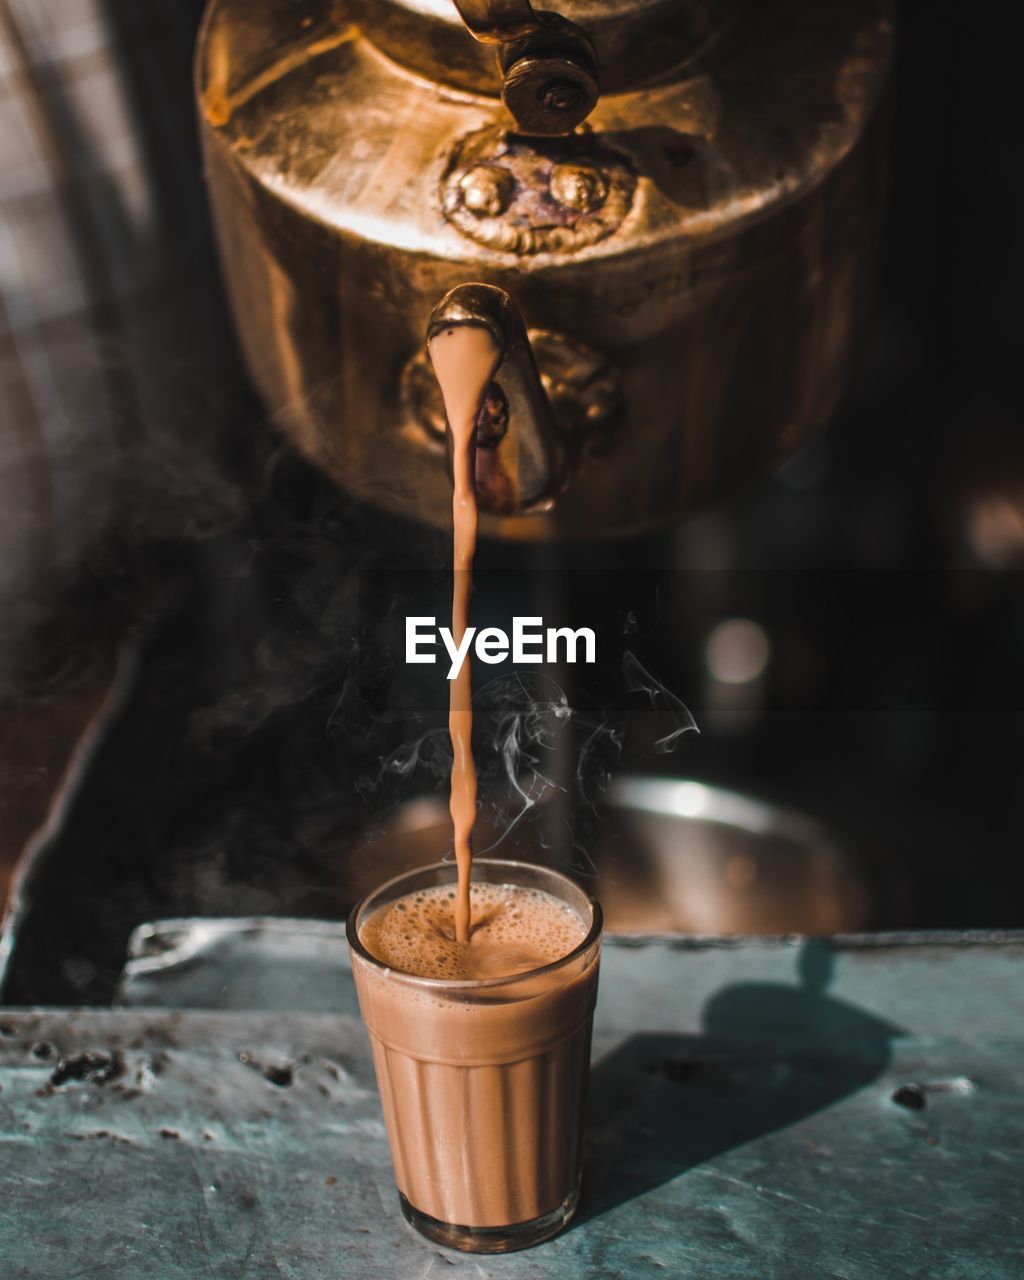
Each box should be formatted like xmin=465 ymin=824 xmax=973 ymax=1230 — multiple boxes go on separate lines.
xmin=360 ymin=882 xmax=588 ymax=980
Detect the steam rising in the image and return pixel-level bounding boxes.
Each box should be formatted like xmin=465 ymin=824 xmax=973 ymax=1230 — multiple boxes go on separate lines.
xmin=622 ymin=651 xmax=700 ymax=753
xmin=358 ymin=650 xmax=697 ymax=874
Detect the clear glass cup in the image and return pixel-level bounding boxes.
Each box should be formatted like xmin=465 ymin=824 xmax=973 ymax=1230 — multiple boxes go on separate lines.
xmin=346 ymin=858 xmax=603 ymax=1253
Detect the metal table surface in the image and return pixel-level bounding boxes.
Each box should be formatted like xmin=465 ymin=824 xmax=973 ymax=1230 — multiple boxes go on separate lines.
xmin=1 ymin=922 xmax=1022 ymax=1279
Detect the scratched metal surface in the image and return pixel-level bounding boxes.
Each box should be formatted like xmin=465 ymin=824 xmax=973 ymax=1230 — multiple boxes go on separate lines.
xmin=2 ymin=930 xmax=1023 ymax=1279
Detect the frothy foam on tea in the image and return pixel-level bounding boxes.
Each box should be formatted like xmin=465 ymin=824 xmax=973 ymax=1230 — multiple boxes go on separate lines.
xmin=361 ymin=882 xmax=587 ymax=980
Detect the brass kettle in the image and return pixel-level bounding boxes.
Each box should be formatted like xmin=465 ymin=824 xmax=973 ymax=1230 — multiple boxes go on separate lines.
xmin=196 ymin=0 xmax=894 ymax=538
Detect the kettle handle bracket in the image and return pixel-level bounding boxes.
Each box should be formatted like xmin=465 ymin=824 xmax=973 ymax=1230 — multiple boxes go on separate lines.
xmin=452 ymin=1 xmax=599 ymax=136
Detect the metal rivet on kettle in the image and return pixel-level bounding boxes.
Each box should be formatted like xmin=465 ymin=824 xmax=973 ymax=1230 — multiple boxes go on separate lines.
xmin=459 ymin=165 xmax=515 ymax=217
xmin=549 ymin=163 xmax=607 ymax=214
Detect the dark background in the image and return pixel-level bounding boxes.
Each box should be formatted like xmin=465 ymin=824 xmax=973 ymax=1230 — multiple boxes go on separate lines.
xmin=2 ymin=0 xmax=1021 ymax=1004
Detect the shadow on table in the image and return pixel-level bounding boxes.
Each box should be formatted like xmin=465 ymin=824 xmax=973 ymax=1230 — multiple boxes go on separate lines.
xmin=577 ymin=939 xmax=900 ymax=1225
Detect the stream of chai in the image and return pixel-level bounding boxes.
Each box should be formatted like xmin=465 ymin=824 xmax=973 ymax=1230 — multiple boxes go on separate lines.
xmin=429 ymin=324 xmax=502 ymax=942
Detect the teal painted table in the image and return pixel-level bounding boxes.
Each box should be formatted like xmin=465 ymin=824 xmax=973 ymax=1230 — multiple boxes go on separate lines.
xmin=1 ymin=924 xmax=1022 ymax=1279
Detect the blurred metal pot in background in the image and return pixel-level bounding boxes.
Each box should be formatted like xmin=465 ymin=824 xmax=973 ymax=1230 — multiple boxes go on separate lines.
xmin=347 ymin=775 xmax=871 ymax=935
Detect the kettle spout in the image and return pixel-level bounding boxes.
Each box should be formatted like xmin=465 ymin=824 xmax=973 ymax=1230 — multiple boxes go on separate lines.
xmin=427 ymin=284 xmax=568 ymax=515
